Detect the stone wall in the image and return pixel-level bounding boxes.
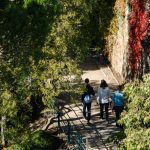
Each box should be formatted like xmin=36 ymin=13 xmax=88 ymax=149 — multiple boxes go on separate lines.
xmin=106 ymin=0 xmax=149 ymax=81
xmin=110 ymin=0 xmax=129 ymax=82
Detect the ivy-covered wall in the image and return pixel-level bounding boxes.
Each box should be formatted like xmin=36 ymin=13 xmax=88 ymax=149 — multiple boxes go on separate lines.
xmin=128 ymin=0 xmax=149 ymax=79
xmin=106 ymin=0 xmax=128 ymax=82
xmin=105 ymin=0 xmax=149 ymax=81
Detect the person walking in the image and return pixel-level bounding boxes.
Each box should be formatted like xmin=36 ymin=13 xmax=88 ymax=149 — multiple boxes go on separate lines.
xmin=82 ymin=78 xmax=95 ymax=124
xmin=97 ymin=80 xmax=110 ymax=122
xmin=111 ymin=85 xmax=125 ymax=128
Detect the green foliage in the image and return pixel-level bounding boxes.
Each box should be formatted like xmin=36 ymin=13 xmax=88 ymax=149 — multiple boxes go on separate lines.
xmin=27 ymin=130 xmax=63 ymax=150
xmin=119 ymin=74 xmax=150 ymax=150
xmin=107 ymin=131 xmax=126 ymax=146
xmin=0 ymin=0 xmax=82 ymax=147
xmin=87 ymin=0 xmax=116 ymax=50
xmin=0 ymin=0 xmax=117 ymax=147
xmin=147 ymin=0 xmax=150 ymax=12
xmin=105 ymin=0 xmax=121 ymax=55
xmin=7 ymin=130 xmax=62 ymax=150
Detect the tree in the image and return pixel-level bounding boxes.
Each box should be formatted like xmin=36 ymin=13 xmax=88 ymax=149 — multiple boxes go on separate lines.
xmin=0 ymin=0 xmax=82 ymax=147
xmin=0 ymin=0 xmax=116 ymax=147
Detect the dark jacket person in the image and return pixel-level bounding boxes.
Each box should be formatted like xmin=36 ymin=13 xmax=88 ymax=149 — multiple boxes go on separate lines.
xmin=82 ymin=78 xmax=95 ymax=124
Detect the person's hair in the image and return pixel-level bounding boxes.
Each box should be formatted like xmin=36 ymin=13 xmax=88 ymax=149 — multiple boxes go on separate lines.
xmin=100 ymin=80 xmax=108 ymax=88
xmin=117 ymin=85 xmax=122 ymax=91
xmin=85 ymin=78 xmax=89 ymax=84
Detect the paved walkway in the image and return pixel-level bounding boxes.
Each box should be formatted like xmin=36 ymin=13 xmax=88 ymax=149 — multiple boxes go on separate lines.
xmin=57 ymin=56 xmax=121 ymax=150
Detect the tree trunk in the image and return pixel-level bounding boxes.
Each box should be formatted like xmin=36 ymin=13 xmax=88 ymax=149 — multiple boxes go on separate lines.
xmin=1 ymin=116 xmax=6 ymax=147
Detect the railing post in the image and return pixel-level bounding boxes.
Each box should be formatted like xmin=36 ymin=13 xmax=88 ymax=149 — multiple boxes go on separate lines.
xmin=67 ymin=121 xmax=71 ymax=143
xmin=57 ymin=111 xmax=60 ymax=128
xmin=76 ymin=134 xmax=82 ymax=150
xmin=86 ymin=138 xmax=88 ymax=150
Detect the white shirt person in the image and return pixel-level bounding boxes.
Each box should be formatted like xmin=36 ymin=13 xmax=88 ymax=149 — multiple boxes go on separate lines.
xmin=97 ymin=80 xmax=110 ymax=121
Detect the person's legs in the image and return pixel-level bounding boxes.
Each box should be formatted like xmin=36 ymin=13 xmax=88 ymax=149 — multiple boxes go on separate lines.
xmin=120 ymin=106 xmax=124 ymax=114
xmin=100 ymin=103 xmax=104 ymax=119
xmin=118 ymin=106 xmax=124 ymax=128
xmin=115 ymin=107 xmax=120 ymax=120
xmin=87 ymin=103 xmax=91 ymax=122
xmin=83 ymin=103 xmax=87 ymax=119
xmin=105 ymin=103 xmax=109 ymax=121
xmin=115 ymin=106 xmax=123 ymax=127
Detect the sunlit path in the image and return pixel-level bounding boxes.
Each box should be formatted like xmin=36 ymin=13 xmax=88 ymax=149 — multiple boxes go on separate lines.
xmin=56 ymin=56 xmax=120 ymax=149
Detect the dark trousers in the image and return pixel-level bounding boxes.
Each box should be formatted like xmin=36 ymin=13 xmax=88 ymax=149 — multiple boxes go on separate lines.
xmin=114 ymin=106 xmax=124 ymax=126
xmin=100 ymin=103 xmax=109 ymax=120
xmin=83 ymin=102 xmax=91 ymax=121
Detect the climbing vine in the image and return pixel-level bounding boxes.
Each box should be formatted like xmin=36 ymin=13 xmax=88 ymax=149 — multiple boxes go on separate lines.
xmin=106 ymin=0 xmax=149 ymax=79
xmin=105 ymin=0 xmax=125 ymax=61
xmin=128 ymin=0 xmax=149 ymax=78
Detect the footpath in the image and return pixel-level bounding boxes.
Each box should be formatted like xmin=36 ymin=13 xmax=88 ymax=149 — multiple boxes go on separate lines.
xmin=55 ymin=56 xmax=122 ymax=150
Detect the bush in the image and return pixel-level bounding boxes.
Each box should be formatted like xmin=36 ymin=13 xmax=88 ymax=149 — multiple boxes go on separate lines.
xmin=7 ymin=130 xmax=63 ymax=150
xmin=119 ymin=74 xmax=150 ymax=150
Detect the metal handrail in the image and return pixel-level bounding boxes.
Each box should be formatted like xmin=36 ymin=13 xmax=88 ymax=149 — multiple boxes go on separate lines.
xmin=66 ymin=104 xmax=101 ymax=149
xmin=57 ymin=109 xmax=86 ymax=150
xmin=62 ymin=109 xmax=86 ymax=150
xmin=69 ymin=101 xmax=109 ymax=150
xmin=57 ymin=99 xmax=109 ymax=150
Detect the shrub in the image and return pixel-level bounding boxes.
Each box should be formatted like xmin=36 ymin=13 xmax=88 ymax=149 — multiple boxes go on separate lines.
xmin=119 ymin=74 xmax=150 ymax=150
xmin=7 ymin=130 xmax=63 ymax=150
